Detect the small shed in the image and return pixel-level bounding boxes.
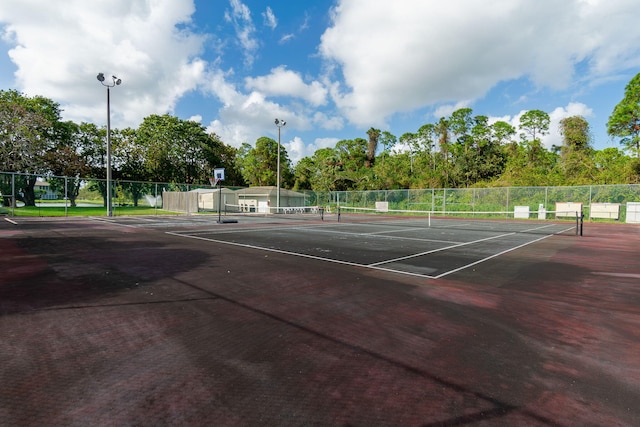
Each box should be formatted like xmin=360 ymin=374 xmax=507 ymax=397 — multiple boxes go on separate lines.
xmin=234 ymin=186 xmax=307 ymax=213
xmin=191 ymin=187 xmax=238 ymax=212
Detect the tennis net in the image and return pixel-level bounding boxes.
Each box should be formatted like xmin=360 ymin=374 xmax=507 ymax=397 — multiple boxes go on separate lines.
xmin=223 ymin=204 xmax=338 ymax=221
xmin=337 ymin=206 xmax=583 ymax=236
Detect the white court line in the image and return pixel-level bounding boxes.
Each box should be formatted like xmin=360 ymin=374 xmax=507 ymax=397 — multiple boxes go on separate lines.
xmin=165 ymin=231 xmax=370 ymax=270
xmin=176 ymin=222 xmax=337 ymax=235
xmin=167 ymin=230 xmax=446 ymax=279
xmin=433 ymin=233 xmax=554 ymax=279
xmin=166 ymin=223 xmax=574 ymax=280
xmin=89 ymin=217 xmax=141 ymax=229
xmin=181 ymin=223 xmax=464 ymax=245
xmin=430 ymin=225 xmax=575 ymax=278
xmin=4 ymin=217 xmax=18 ymax=225
xmin=368 ymin=232 xmax=516 ymax=267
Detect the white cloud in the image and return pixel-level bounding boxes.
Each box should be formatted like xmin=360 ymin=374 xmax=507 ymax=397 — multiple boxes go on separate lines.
xmin=312 ymin=112 xmax=343 ymax=130
xmin=262 ymin=7 xmax=277 ymax=30
xmin=314 ymin=137 xmax=340 ymax=149
xmin=320 ymin=0 xmax=640 ymax=127
xmin=244 ymin=66 xmax=328 ymax=106
xmin=434 ymin=101 xmax=473 ymax=119
xmin=279 ymin=34 xmax=295 ymax=44
xmin=285 ymin=136 xmax=340 ymax=164
xmin=285 ymin=136 xmax=307 ymax=164
xmin=203 ymin=70 xmax=305 ymax=148
xmin=0 ymin=0 xmax=206 ymax=128
xmin=225 ymin=0 xmax=258 ymax=67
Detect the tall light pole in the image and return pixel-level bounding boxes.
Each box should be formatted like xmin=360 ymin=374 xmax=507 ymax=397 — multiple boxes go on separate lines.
xmin=274 ymin=118 xmax=286 ymax=210
xmin=97 ymin=73 xmax=121 ymax=217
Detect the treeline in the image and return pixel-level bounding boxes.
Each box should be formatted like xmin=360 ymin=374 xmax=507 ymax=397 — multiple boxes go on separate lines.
xmin=292 ymin=109 xmax=639 ymax=193
xmin=1 ymin=72 xmax=639 ymax=207
xmin=0 ymin=90 xmax=244 ymax=206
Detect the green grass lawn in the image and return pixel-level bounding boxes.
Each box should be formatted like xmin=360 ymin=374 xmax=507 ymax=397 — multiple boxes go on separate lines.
xmin=1 ymin=205 xmax=178 ymax=217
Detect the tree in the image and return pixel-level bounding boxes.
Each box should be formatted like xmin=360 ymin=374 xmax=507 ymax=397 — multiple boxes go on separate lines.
xmin=335 ymin=138 xmax=368 ymax=189
xmin=434 ymin=117 xmax=451 ymax=186
xmin=449 ymin=108 xmax=474 ymax=143
xmin=365 ymin=127 xmax=380 ymax=168
xmin=0 ymin=90 xmax=61 ymax=206
xmin=519 ymin=109 xmax=550 ymax=142
xmin=607 ymin=72 xmax=640 ymax=158
xmin=237 ymin=137 xmax=293 ymax=187
xmin=558 ymin=116 xmax=595 ymax=183
xmin=135 ymin=114 xmax=214 ymax=184
xmin=449 ymin=108 xmax=476 ymax=186
xmin=206 ymin=133 xmax=244 ymax=186
xmin=45 ymin=120 xmax=91 ymax=206
xmin=491 ymin=121 xmax=516 ymax=145
xmin=593 ymin=148 xmax=631 ymax=184
xmin=377 ymin=131 xmax=397 ymax=167
xmin=310 ymin=147 xmax=341 ymax=192
xmin=398 ymin=132 xmax=418 ymax=174
xmin=293 ymin=157 xmax=315 ymax=190
xmin=559 ymin=116 xmax=591 ymax=151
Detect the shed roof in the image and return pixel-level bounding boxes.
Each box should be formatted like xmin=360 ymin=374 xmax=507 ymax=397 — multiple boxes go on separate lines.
xmin=234 ymin=186 xmax=306 ymax=198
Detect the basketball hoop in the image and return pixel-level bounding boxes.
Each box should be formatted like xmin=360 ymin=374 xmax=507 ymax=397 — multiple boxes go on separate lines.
xmin=209 ymin=177 xmax=220 ymax=187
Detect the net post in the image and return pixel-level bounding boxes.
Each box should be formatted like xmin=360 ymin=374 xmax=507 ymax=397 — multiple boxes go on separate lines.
xmin=338 ymin=206 xmax=341 ymax=222
xmin=580 ymin=211 xmax=584 ymax=236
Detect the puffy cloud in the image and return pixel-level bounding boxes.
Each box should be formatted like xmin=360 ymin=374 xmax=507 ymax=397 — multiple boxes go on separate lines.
xmin=0 ymin=0 xmax=206 ymax=128
xmin=312 ymin=112 xmax=343 ymax=130
xmin=320 ymin=0 xmax=640 ymax=127
xmin=285 ymin=136 xmax=340 ymax=164
xmin=434 ymin=101 xmax=473 ymax=119
xmin=244 ymin=66 xmax=328 ymax=106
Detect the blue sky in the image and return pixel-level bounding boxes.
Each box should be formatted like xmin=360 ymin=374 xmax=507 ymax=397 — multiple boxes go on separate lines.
xmin=1 ymin=0 xmax=640 ymax=164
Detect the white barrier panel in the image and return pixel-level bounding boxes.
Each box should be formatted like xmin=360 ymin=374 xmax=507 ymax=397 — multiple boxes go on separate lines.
xmin=627 ymin=202 xmax=640 ymax=224
xmin=375 ymin=201 xmax=389 ymax=212
xmin=590 ymin=203 xmax=620 ymax=220
xmin=514 ymin=206 xmax=530 ymax=219
xmin=555 ymin=202 xmax=582 ymax=217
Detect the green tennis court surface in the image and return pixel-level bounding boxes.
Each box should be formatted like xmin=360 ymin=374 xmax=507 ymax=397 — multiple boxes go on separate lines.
xmin=2 ymin=216 xmax=639 ymax=425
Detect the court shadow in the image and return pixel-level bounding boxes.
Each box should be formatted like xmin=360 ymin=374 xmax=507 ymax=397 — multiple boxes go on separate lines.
xmin=1 ymin=235 xmax=212 ymax=314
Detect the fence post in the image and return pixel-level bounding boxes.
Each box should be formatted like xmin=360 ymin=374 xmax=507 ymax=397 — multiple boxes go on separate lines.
xmin=11 ymin=172 xmax=15 ymax=215
xmin=64 ymin=176 xmax=68 ymax=217
xmin=545 ymin=186 xmax=548 ymax=208
xmin=443 ymin=188 xmax=447 ymax=214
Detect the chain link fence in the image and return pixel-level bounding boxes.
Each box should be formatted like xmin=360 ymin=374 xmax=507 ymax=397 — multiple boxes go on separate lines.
xmin=301 ymin=185 xmax=640 ymax=223
xmin=2 ymin=171 xmax=640 ymax=222
xmin=0 ymin=171 xmax=214 ymax=215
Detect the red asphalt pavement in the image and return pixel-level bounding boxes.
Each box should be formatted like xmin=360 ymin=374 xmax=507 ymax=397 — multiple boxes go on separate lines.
xmin=1 ymin=217 xmax=639 ymax=426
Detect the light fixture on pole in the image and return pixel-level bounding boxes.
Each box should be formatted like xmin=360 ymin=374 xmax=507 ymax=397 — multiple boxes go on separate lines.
xmin=97 ymin=73 xmax=122 ymax=217
xmin=274 ymin=118 xmax=286 ymax=210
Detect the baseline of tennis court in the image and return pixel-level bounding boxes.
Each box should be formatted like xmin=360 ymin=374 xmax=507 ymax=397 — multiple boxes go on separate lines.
xmin=105 ymin=214 xmax=578 ymax=279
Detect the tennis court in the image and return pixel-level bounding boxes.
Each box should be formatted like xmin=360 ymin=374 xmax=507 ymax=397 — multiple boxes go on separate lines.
xmin=2 ymin=213 xmax=639 ymax=426
xmin=145 ymin=211 xmax=580 ymax=279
